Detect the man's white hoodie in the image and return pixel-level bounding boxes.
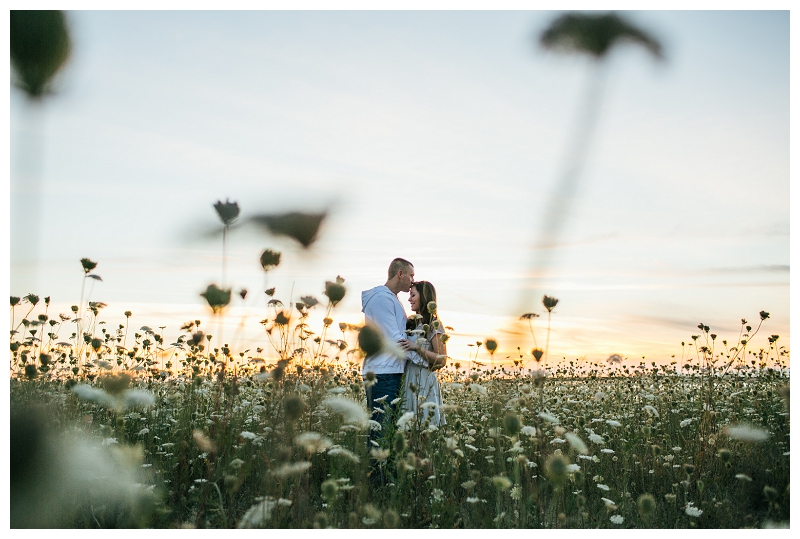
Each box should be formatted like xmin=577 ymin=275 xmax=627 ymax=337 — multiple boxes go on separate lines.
xmin=361 ymin=285 xmax=407 ymax=375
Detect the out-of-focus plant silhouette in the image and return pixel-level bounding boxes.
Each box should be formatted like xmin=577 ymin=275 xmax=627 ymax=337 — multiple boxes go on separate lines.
xmin=213 ymin=199 xmax=240 ymax=288
xmin=518 ymin=11 xmax=663 ymax=316
xmin=11 ymin=10 xmax=71 ymax=99
xmin=248 ymin=211 xmax=328 ymax=249
xmin=10 ymin=10 xmax=72 ymax=295
xmin=200 ymin=208 xmax=328 ymax=250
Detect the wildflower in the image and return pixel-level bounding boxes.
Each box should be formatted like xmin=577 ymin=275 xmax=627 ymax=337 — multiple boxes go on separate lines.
xmin=685 ymin=502 xmax=703 ymax=517
xmin=322 ymin=396 xmax=369 ymax=429
xmin=214 ymin=199 xmax=240 ymax=225
xmin=383 ymin=509 xmax=399 ymax=528
xmin=72 ymin=384 xmax=113 ymax=407
xmin=121 ymin=389 xmax=156 ymax=410
xmin=259 ymin=249 xmax=281 ymax=271
xmin=680 ymin=418 xmax=692 ymax=428
xmin=240 ymin=431 xmax=257 ymax=440
xmin=610 ymin=515 xmax=624 ymax=525
xmin=601 ymin=497 xmax=616 ymax=508
xmin=238 ymin=499 xmax=277 ymax=528
xmin=735 ymin=473 xmax=752 ymax=482
xmin=539 ymin=411 xmax=558 ymax=423
xmin=284 ymin=394 xmax=305 ymax=421
xmin=637 ymin=493 xmax=656 ymax=518
xmin=588 ymin=433 xmax=604 ymax=445
xmin=321 ymin=478 xmax=338 ymax=501
xmin=324 ymin=278 xmax=346 ymax=306
xmin=717 ymin=448 xmax=732 ymax=463
xmin=80 ymin=258 xmax=98 ymax=274
xmin=606 ymin=419 xmax=621 ymax=428
xmin=485 ymin=339 xmax=498 ymax=354
xmin=358 ymin=325 xmax=384 ymax=357
xmin=470 ymin=384 xmax=487 ymax=396
xmin=295 ymin=432 xmax=333 ymax=454
xmin=397 ymin=411 xmax=415 ymax=429
xmin=643 ymin=405 xmax=659 ymax=417
xmin=565 ymin=432 xmax=588 ymax=454
xmin=200 ymin=284 xmax=231 ymax=313
xmin=542 ymin=295 xmax=559 ymax=312
xmin=521 ymin=425 xmax=537 ymax=437
xmin=466 ymin=497 xmax=481 ymax=503
xmin=723 ymin=423 xmax=770 ymax=442
xmin=545 ymin=454 xmax=570 ymax=485
xmin=492 ymin=475 xmax=512 ymax=490
xmin=597 ymin=484 xmax=610 ymax=491
xmin=193 ymin=430 xmax=217 ymax=454
xmin=272 ymin=461 xmax=312 ymax=478
xmin=461 ymin=480 xmax=476 ymax=490
xmin=328 ymin=446 xmax=360 ymax=463
xmin=427 ymin=301 xmax=437 ymax=314
xmin=370 ymin=448 xmax=390 ymax=462
xmin=504 ymin=414 xmax=521 ymax=436
xmin=601 ymin=448 xmax=615 ymax=454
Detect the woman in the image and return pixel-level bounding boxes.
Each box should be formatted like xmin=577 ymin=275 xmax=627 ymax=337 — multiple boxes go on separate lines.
xmin=399 ymin=280 xmax=447 ymax=426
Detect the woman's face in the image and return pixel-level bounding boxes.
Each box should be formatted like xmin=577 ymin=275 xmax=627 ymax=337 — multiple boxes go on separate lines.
xmin=409 ymin=286 xmax=420 ymax=313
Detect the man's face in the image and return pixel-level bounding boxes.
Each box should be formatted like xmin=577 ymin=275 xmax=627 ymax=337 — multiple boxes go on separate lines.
xmin=399 ymin=266 xmax=415 ymax=293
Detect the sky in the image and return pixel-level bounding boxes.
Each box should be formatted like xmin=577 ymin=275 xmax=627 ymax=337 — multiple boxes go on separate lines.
xmin=6 ymin=6 xmax=792 ymax=369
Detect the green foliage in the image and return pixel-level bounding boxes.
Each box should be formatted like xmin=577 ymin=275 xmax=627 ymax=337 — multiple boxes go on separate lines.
xmin=8 ymin=269 xmax=790 ymax=528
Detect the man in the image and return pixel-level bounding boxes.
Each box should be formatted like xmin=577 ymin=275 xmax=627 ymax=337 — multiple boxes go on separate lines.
xmin=361 ymin=257 xmax=415 ymax=445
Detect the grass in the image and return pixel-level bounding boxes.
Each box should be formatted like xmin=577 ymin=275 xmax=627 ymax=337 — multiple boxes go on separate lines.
xmin=9 ymin=277 xmax=790 ymax=529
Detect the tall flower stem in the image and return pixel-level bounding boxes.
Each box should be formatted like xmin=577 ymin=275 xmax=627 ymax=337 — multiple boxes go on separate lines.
xmin=545 ymin=310 xmax=553 ymax=364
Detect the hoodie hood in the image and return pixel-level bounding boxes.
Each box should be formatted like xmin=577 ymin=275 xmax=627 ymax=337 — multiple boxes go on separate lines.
xmin=361 ymin=285 xmax=395 ymax=313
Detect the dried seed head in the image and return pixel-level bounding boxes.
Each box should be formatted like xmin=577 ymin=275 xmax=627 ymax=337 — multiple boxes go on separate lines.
xmin=284 ymin=395 xmax=305 ymax=422
xmin=545 ymin=454 xmax=570 ymax=485
xmin=358 ymin=325 xmax=383 ymax=357
xmin=637 ymin=493 xmax=656 ymax=517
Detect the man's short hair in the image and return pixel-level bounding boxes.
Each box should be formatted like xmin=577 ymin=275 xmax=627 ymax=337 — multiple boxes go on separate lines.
xmin=388 ymin=257 xmax=413 ymax=280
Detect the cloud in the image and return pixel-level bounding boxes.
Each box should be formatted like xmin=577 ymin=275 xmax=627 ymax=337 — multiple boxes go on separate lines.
xmin=706 ymin=265 xmax=789 ymax=274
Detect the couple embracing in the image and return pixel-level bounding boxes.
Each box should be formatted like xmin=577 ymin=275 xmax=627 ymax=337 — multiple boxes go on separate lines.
xmin=360 ymin=258 xmax=447 ymax=437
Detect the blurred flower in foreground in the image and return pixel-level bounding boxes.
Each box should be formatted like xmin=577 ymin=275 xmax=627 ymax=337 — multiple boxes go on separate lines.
xmin=201 ymin=284 xmax=232 ymax=314
xmin=685 ymin=502 xmax=703 ymax=517
xmin=324 ymin=277 xmax=346 ymax=306
xmin=11 ymin=405 xmax=157 ymax=528
xmin=260 ymin=249 xmax=281 ymax=272
xmin=723 ymin=423 xmax=770 ymax=442
xmin=248 ymin=211 xmax=327 ymax=248
xmin=71 ymin=383 xmax=155 ymax=412
xmin=322 ymin=396 xmax=369 ymax=429
xmin=540 ymin=12 xmax=663 ymax=59
xmin=10 ymin=10 xmax=71 ymax=99
xmin=214 ymin=199 xmax=240 ymax=226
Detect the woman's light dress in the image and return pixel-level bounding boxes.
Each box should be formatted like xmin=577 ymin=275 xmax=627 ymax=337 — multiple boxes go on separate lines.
xmin=403 ymin=322 xmax=446 ymax=426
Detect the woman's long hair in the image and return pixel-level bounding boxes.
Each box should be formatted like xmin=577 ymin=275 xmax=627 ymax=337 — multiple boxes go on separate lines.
xmin=412 ymin=280 xmax=438 ymax=327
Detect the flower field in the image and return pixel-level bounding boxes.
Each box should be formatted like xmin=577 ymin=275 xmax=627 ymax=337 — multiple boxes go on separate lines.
xmin=9 ymin=287 xmax=790 ymax=529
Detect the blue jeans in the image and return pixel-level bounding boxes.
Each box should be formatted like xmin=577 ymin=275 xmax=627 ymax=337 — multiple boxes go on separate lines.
xmin=365 ymin=372 xmax=403 ymax=445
